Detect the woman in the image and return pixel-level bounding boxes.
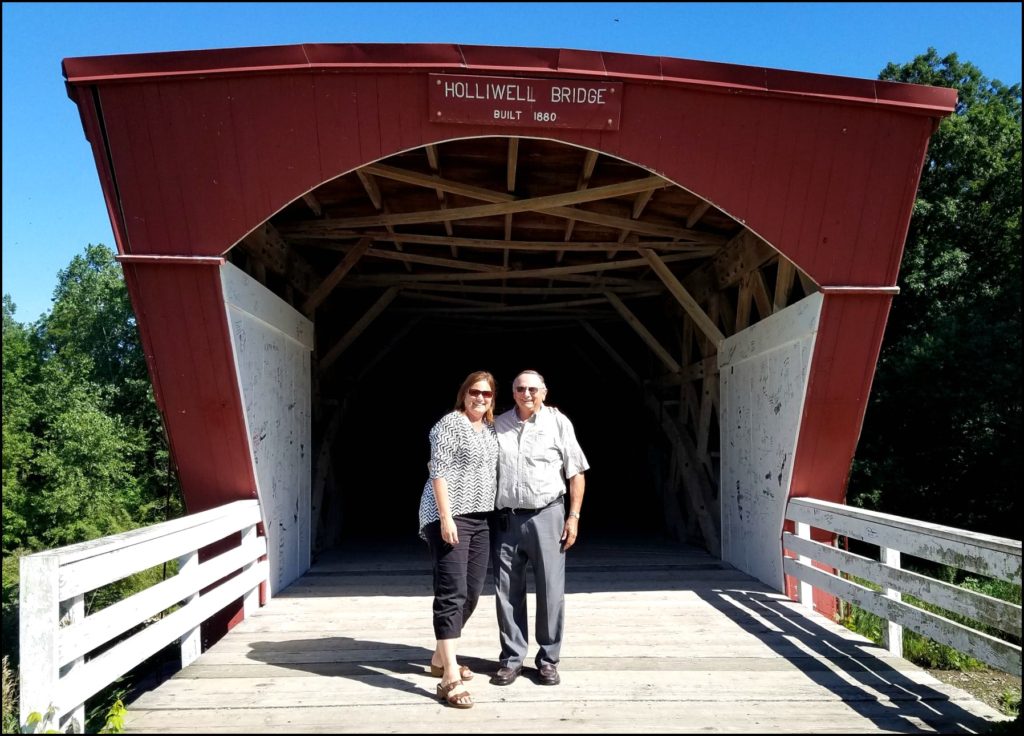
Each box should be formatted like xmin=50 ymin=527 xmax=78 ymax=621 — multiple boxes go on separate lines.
xmin=417 ymin=371 xmax=498 ymax=709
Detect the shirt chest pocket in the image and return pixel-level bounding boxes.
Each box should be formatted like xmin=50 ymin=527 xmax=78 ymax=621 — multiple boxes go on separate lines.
xmin=525 ymin=429 xmax=562 ymax=466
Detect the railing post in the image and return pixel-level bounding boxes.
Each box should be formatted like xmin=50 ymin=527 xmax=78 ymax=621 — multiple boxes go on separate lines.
xmin=241 ymin=523 xmax=259 ymax=618
xmin=178 ymin=549 xmax=201 ymax=667
xmin=19 ymin=554 xmax=61 ymax=732
xmin=795 ymin=520 xmax=814 ymax=610
xmin=59 ymin=594 xmax=86 ymax=733
xmin=881 ymin=546 xmax=903 ymax=657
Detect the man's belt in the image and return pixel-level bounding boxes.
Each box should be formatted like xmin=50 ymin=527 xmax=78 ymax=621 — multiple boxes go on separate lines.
xmin=501 ymin=496 xmax=564 ymax=515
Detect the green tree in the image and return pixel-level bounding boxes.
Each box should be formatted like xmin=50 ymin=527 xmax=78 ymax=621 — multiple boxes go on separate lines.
xmin=851 ymin=50 xmax=1022 ymax=539
xmin=1 ymin=245 xmax=183 ymax=661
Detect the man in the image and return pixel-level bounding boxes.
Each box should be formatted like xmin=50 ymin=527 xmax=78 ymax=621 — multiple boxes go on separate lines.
xmin=490 ymin=370 xmax=589 ymax=687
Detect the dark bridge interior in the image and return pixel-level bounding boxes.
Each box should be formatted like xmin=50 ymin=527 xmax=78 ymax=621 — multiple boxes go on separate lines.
xmin=333 ymin=319 xmax=669 ymax=544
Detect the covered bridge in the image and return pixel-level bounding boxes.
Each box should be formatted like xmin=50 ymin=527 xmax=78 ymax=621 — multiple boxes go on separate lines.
xmin=61 ymin=42 xmax=957 ymax=624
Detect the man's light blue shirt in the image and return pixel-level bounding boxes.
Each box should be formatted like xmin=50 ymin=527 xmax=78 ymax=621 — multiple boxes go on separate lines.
xmin=495 ymin=405 xmax=589 ymax=510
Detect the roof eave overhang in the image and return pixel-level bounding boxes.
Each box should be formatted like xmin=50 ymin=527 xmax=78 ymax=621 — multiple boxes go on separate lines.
xmin=62 ymin=42 xmax=958 ymax=118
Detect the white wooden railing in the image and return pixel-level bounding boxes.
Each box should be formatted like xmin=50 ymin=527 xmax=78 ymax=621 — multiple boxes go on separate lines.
xmin=19 ymin=500 xmax=267 ymax=733
xmin=783 ymin=497 xmax=1022 ymax=676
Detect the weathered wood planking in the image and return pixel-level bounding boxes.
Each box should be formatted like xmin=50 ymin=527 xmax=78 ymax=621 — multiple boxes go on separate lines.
xmin=123 ymin=538 xmax=1009 ymax=733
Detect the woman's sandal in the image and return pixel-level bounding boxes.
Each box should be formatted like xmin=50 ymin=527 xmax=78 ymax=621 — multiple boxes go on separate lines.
xmin=436 ymin=679 xmax=474 ymax=709
xmin=429 ymin=663 xmax=475 ymax=681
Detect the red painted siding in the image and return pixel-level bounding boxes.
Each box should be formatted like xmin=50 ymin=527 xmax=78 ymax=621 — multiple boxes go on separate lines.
xmin=121 ymin=261 xmax=257 ymax=512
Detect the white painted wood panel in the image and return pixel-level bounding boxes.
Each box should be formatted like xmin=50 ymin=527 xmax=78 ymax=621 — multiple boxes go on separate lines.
xmin=719 ymin=292 xmax=823 ymax=590
xmin=222 ymin=264 xmax=314 ymax=597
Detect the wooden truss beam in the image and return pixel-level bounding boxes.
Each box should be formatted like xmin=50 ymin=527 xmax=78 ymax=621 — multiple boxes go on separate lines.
xmin=345 ymin=252 xmax=699 ymax=284
xmin=309 ymin=175 xmax=668 ymax=229
xmin=604 ymin=292 xmax=681 ymax=374
xmin=686 ymin=201 xmax=712 ymax=229
xmin=640 ymin=248 xmax=725 ymax=346
xmin=579 ymin=320 xmax=719 ymax=549
xmin=423 ymin=145 xmax=456 ymax=251
xmin=301 ymin=237 xmax=373 ymax=316
xmin=364 ymin=282 xmax=661 ymax=296
xmin=288 ymin=230 xmax=717 ymax=255
xmin=559 ymin=150 xmax=599 ymax=259
xmin=240 ymin=223 xmax=318 ymax=296
xmin=318 ymin=286 xmax=400 ymax=372
xmin=353 ymin=164 xmax=718 ymax=242
xmin=356 ymin=170 xmax=410 ymax=272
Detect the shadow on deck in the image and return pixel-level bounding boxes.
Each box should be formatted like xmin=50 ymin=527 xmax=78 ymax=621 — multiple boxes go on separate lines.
xmin=123 ymin=535 xmax=1009 ymax=733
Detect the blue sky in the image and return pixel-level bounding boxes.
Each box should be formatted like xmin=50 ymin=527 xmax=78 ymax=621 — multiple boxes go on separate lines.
xmin=3 ymin=2 xmax=1021 ymax=323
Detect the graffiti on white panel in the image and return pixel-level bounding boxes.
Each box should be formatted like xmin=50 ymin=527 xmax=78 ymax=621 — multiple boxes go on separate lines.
xmin=719 ymin=292 xmax=823 ymax=592
xmin=222 ymin=263 xmax=313 ymax=598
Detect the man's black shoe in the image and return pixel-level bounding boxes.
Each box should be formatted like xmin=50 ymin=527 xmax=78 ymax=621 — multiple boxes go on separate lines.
xmin=537 ymin=663 xmax=560 ymax=686
xmin=491 ymin=664 xmax=523 ymax=686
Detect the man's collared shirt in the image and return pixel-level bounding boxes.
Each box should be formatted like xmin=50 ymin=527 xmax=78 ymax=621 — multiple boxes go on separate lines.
xmin=495 ymin=404 xmax=589 ymax=510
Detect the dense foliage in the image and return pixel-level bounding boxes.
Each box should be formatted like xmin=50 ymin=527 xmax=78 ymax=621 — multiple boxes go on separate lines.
xmin=1 ymin=244 xmax=183 ymax=663
xmin=850 ymin=50 xmax=1022 ymax=540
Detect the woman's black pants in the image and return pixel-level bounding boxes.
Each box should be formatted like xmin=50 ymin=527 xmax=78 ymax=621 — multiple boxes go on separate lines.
xmin=423 ymin=512 xmax=491 ymax=640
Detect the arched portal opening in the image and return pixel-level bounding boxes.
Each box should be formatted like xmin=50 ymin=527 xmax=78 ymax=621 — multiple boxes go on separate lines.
xmin=224 ymin=136 xmax=818 ymax=553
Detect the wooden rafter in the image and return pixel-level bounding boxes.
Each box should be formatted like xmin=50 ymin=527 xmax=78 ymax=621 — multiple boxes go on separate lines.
xmin=774 ymin=258 xmax=796 ymax=313
xmin=607 ymin=187 xmax=654 ymax=259
xmin=604 ymin=292 xmax=681 ymax=374
xmin=355 ymin=169 xmax=411 ymax=272
xmin=364 ymin=250 xmax=503 ymax=272
xmin=400 ymin=292 xmax=503 ymax=308
xmin=355 ymin=282 xmax=661 ymax=296
xmin=652 ymin=355 xmax=719 ymax=385
xmin=797 ymin=268 xmax=818 ymax=295
xmin=309 ymin=176 xmax=667 ymax=229
xmin=319 ymin=286 xmax=400 ymax=372
xmin=735 ymin=276 xmax=753 ymax=332
xmin=640 ymin=248 xmax=725 ymax=345
xmin=683 ymin=229 xmax=776 ymax=305
xmin=423 ymin=144 xmax=456 ymax=250
xmin=302 ymin=193 xmax=322 ymax=217
xmin=240 ymin=223 xmax=317 ymax=296
xmin=504 ymin=138 xmax=519 ymax=275
xmin=402 ymin=296 xmax=611 ymax=313
xmin=287 ymin=232 xmax=716 ymax=254
xmin=558 ymin=150 xmax=599 ymax=261
xmin=579 ymin=319 xmax=719 ymax=548
xmin=578 ymin=320 xmax=642 ymax=385
xmin=355 ymin=163 xmax=724 ymax=242
xmin=506 ymin=137 xmax=520 ymax=193
xmin=633 ymin=189 xmax=656 ymax=220
xmin=343 ymin=252 xmax=698 ymax=284
xmin=686 ymin=201 xmax=712 ymax=229
xmin=301 ymin=237 xmax=373 ymax=316
xmin=748 ymin=269 xmax=773 ymax=320
xmin=304 ymin=241 xmax=504 ymax=272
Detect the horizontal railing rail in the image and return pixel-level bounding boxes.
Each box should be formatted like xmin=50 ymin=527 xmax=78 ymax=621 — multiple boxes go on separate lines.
xmin=19 ymin=499 xmax=267 ymax=733
xmin=783 ymin=497 xmax=1021 ymax=676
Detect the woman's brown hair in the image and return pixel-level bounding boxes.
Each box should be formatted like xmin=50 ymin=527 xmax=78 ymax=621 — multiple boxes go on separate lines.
xmin=454 ymin=370 xmax=497 ymax=424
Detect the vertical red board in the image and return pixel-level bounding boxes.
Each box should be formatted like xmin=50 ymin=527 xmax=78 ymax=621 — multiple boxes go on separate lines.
xmin=790 ymin=293 xmax=894 ymax=503
xmin=122 ymin=262 xmax=257 ymax=510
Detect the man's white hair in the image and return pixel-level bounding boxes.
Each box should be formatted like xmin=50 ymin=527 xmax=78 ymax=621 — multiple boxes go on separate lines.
xmin=514 ymin=369 xmax=546 ymax=387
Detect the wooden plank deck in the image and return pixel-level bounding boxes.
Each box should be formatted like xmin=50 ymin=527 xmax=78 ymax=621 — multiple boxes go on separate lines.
xmin=124 ymin=536 xmax=1010 ymax=733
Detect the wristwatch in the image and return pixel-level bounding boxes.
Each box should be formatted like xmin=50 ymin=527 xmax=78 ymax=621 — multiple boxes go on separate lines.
xmin=568 ymin=511 xmax=581 ymax=519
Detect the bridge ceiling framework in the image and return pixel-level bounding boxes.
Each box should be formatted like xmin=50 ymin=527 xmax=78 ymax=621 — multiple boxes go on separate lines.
xmin=230 ymin=135 xmax=817 ymax=551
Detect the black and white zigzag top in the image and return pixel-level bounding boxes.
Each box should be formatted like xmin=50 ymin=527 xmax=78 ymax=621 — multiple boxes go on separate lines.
xmin=417 ymin=410 xmax=498 ymax=539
